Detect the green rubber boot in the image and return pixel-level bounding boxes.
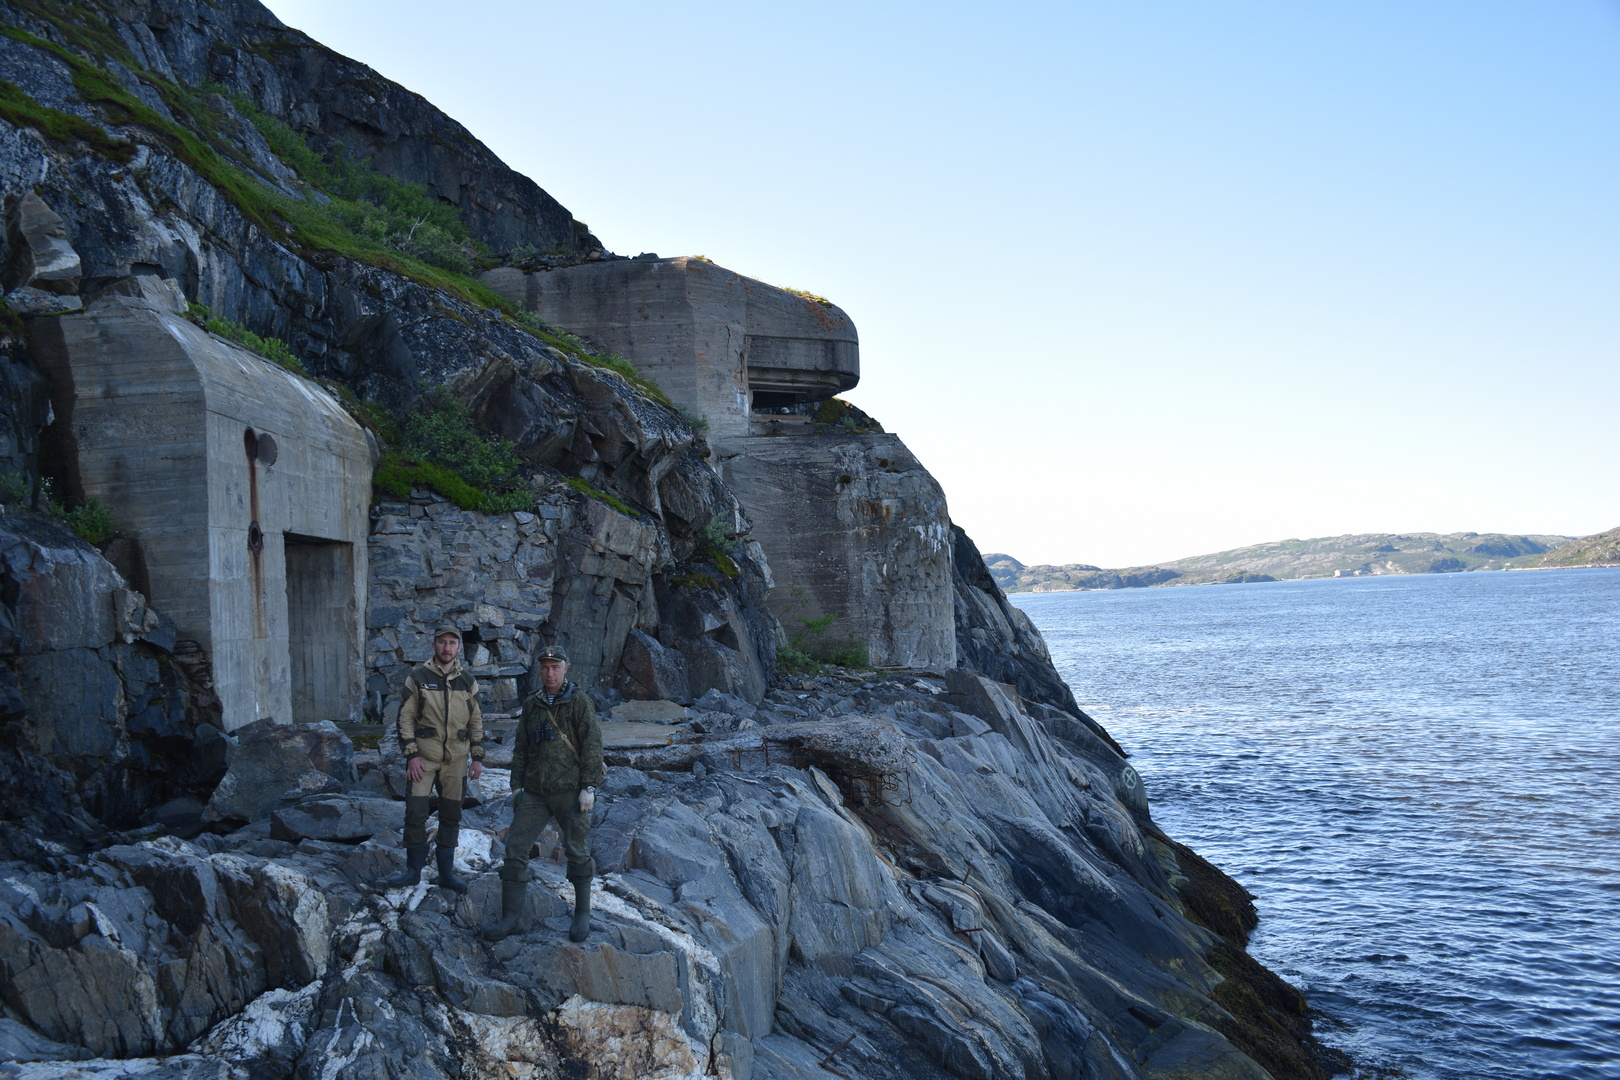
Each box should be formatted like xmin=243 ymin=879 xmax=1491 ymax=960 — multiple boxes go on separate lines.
xmin=483 ymin=880 xmax=528 ymax=942
xmin=569 ymin=878 xmax=591 ymax=942
xmin=435 ymin=846 xmax=468 ymax=894
xmin=383 ymin=844 xmax=428 ymax=888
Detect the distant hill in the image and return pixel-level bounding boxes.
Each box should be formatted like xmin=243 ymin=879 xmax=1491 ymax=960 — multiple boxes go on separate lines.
xmin=987 ymin=531 xmax=1577 ymax=593
xmin=1526 ymin=526 xmax=1620 ymax=569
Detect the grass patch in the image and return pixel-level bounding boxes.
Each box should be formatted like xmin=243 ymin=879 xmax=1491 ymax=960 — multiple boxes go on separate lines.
xmin=811 ymin=397 xmax=883 ymax=434
xmin=781 ymin=286 xmax=833 ymax=306
xmin=225 ymin=90 xmax=486 ymax=275
xmin=669 ymin=570 xmax=721 ymax=592
xmin=370 ymin=390 xmax=532 ymax=514
xmin=0 ymin=77 xmax=133 ymax=161
xmin=188 ymin=305 xmax=308 ymax=375
xmin=562 ymin=476 xmax=637 ymax=518
xmin=4 ymin=13 xmax=678 ymax=423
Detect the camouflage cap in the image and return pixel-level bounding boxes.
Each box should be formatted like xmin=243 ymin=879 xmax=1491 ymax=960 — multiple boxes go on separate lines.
xmin=537 ymin=644 xmax=570 ymax=663
xmin=431 ymin=625 xmax=463 ymax=643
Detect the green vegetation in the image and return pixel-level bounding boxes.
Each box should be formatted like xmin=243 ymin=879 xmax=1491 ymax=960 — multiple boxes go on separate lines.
xmin=507 ymin=311 xmax=669 ymax=403
xmin=676 ymin=404 xmax=710 ymax=435
xmin=57 ymin=498 xmax=115 ymax=544
xmin=0 ymin=77 xmax=133 ymax=161
xmin=0 ymin=20 xmax=508 ymax=309
xmin=562 ymin=476 xmax=637 ymax=518
xmin=187 ymin=305 xmax=308 ymax=375
xmin=811 ymin=397 xmax=883 ymax=434
xmin=781 ymin=287 xmax=833 ymax=307
xmin=28 ymin=478 xmax=117 ymax=543
xmin=224 ymin=90 xmax=485 ymax=275
xmin=777 ymin=587 xmax=868 ymax=673
xmin=668 ymin=570 xmax=721 ymax=592
xmin=371 ymin=389 xmax=531 ymax=513
xmin=1528 ymin=525 xmax=1620 ymax=569
xmin=0 ymin=471 xmax=30 ymax=505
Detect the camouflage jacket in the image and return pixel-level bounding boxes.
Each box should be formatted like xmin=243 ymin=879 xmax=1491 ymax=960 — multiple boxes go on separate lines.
xmin=510 ymin=681 xmax=604 ymax=794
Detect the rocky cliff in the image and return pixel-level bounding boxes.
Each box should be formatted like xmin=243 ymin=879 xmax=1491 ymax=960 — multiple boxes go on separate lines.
xmin=0 ymin=2 xmax=1340 ymax=1077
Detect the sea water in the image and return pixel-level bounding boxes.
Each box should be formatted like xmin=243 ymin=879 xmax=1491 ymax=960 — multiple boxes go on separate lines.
xmin=1011 ymin=568 xmax=1620 ymax=1080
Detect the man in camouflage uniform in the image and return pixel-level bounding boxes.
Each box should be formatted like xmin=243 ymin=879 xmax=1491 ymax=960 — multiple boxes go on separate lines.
xmin=485 ymin=645 xmax=604 ymax=942
xmin=383 ymin=625 xmax=485 ymax=892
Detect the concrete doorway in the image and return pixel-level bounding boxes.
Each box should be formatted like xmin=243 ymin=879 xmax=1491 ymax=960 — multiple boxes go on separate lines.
xmin=285 ymin=534 xmax=356 ymax=724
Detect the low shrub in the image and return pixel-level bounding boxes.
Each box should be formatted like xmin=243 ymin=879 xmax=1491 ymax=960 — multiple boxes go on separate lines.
xmin=780 ymin=587 xmax=870 ymax=672
xmin=197 ymin=312 xmax=308 ymax=375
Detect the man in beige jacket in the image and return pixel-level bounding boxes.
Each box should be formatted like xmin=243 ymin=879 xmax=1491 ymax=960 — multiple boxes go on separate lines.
xmin=382 ymin=625 xmax=484 ymax=891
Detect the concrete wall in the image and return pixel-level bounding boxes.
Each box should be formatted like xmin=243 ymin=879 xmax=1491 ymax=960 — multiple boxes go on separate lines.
xmin=32 ymin=283 xmax=373 ymax=730
xmin=481 ymin=258 xmax=858 ymax=440
xmin=482 ymin=257 xmax=963 ymax=673
xmin=718 ymin=426 xmax=957 ymax=671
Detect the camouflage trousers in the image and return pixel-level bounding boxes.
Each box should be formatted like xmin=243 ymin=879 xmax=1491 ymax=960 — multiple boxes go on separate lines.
xmin=500 ymin=789 xmax=593 ymax=883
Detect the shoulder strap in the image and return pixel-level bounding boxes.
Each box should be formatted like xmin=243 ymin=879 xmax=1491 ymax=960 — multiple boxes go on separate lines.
xmin=541 ymin=687 xmax=581 ymax=761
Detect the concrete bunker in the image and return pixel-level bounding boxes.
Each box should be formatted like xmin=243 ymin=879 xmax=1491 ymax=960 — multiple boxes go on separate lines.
xmin=483 ymin=257 xmax=956 ymax=671
xmin=482 ymin=257 xmax=858 ymax=441
xmin=32 ymin=278 xmax=373 ymax=730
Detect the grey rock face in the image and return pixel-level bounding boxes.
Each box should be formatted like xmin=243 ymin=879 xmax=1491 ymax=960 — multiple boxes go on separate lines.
xmin=203 ymin=719 xmax=353 ymax=823
xmin=0 ymin=511 xmax=195 ymax=850
xmin=0 ymin=839 xmax=329 ymax=1058
xmin=615 ymin=628 xmax=693 ymax=705
xmin=721 ymin=430 xmax=957 ymax=672
xmin=0 ymin=666 xmax=1330 ymax=1080
xmin=268 ymin=795 xmax=404 ymax=843
xmin=951 ymin=523 xmax=1097 ymax=719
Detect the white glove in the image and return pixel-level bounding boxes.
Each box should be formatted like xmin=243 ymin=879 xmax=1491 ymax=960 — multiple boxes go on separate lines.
xmin=578 ymin=787 xmax=596 ymax=813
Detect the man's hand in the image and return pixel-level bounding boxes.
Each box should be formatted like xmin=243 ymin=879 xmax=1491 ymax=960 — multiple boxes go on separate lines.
xmin=405 ymin=756 xmax=425 ymax=783
xmin=511 ymin=789 xmax=524 ymax=810
xmin=578 ymin=788 xmax=596 ymax=814
xmin=469 ymin=760 xmax=484 ymax=780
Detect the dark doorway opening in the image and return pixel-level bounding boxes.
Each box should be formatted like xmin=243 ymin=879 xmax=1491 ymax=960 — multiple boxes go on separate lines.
xmin=284 ymin=534 xmax=355 ymax=724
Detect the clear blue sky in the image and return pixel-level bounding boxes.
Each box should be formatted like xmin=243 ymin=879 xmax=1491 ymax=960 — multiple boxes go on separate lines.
xmin=265 ymin=0 xmax=1620 ymax=566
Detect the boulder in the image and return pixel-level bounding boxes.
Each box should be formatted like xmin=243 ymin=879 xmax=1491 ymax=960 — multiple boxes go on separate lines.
xmin=614 ymin=629 xmax=691 ymax=704
xmin=693 ymin=687 xmax=757 ymax=720
xmin=203 ymin=720 xmax=353 ymax=823
xmin=3 ymin=192 xmax=81 ymax=295
xmin=2 ymin=286 xmax=81 ymax=315
xmin=269 ymin=795 xmax=406 ymax=843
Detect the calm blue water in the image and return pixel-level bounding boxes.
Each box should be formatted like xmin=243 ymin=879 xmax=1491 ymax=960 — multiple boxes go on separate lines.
xmin=1011 ymin=568 xmax=1620 ymax=1080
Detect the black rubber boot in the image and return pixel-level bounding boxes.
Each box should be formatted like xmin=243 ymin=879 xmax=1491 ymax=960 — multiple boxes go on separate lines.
xmin=435 ymin=846 xmax=468 ymax=893
xmin=483 ymin=880 xmax=527 ymax=942
xmin=383 ymin=844 xmax=428 ymax=888
xmin=569 ymin=878 xmax=591 ymax=942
